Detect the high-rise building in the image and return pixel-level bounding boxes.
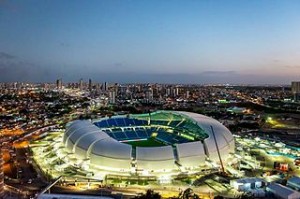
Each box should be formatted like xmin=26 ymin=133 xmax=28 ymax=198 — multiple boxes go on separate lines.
xmin=79 ymin=78 xmax=84 ymax=90
xmin=291 ymin=81 xmax=300 ymax=101
xmin=186 ymin=90 xmax=190 ymax=99
xmin=104 ymin=82 xmax=108 ymax=91
xmin=146 ymin=88 xmax=153 ymax=101
xmin=166 ymin=88 xmax=171 ymax=96
xmin=175 ymin=87 xmax=180 ymax=96
xmin=56 ymin=78 xmax=62 ymax=89
xmin=88 ymin=79 xmax=92 ymax=91
xmin=95 ymin=83 xmax=101 ymax=95
xmin=13 ymin=82 xmax=17 ymax=89
xmin=114 ymin=83 xmax=119 ymax=95
xmin=109 ymin=90 xmax=116 ymax=104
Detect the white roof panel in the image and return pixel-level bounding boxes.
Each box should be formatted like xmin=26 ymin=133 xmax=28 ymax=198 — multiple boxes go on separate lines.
xmin=176 ymin=141 xmax=205 ymax=158
xmin=176 ymin=111 xmax=235 ymax=159
xmin=68 ymin=125 xmax=100 ymax=144
xmin=75 ymin=131 xmax=110 ymax=151
xmin=136 ymin=146 xmax=174 ymax=161
xmin=91 ymin=138 xmax=132 ymax=160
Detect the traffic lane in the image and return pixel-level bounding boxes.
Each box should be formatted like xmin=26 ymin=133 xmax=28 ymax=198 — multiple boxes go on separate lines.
xmin=15 ymin=147 xmax=37 ymax=180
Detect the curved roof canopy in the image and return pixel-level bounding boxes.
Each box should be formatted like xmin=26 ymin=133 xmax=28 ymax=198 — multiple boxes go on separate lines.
xmin=64 ymin=111 xmax=235 ymax=171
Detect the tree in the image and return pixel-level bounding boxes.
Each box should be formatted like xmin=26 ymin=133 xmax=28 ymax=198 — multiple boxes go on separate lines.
xmin=178 ymin=188 xmax=199 ymax=199
xmin=214 ymin=196 xmax=224 ymax=199
xmin=239 ymin=193 xmax=253 ymax=199
xmin=134 ymin=189 xmax=161 ymax=199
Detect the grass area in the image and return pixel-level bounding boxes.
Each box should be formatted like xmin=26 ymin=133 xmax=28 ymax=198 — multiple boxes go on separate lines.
xmin=126 ymin=137 xmax=166 ymax=147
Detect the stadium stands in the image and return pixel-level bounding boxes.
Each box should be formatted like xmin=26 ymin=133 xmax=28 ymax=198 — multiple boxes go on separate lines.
xmin=99 ymin=122 xmax=191 ymax=144
xmin=135 ymin=129 xmax=148 ymax=138
xmin=169 ymin=120 xmax=182 ymax=127
xmin=94 ymin=118 xmax=148 ymax=128
xmin=93 ymin=112 xmax=207 ymax=144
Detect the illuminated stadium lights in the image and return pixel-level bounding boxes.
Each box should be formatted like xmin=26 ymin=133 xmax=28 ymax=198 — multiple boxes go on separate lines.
xmin=158 ymin=175 xmax=172 ymax=184
xmin=33 ymin=111 xmax=235 ymax=182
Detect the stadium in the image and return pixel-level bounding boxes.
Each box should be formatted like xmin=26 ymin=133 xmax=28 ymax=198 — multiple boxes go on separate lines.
xmin=58 ymin=111 xmax=235 ymax=180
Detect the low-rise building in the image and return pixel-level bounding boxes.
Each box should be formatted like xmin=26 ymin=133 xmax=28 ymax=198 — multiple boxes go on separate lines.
xmin=287 ymin=176 xmax=300 ymax=191
xmin=230 ymin=177 xmax=266 ymax=191
xmin=266 ymin=183 xmax=300 ymax=199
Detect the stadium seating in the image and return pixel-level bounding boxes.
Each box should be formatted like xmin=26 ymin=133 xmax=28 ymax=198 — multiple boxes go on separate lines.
xmin=95 ymin=118 xmax=148 ymax=128
xmin=114 ymin=118 xmax=126 ymax=126
xmin=124 ymin=118 xmax=135 ymax=126
xmin=111 ymin=132 xmax=127 ymax=140
xmin=94 ymin=116 xmax=197 ymax=143
xmin=134 ymin=119 xmax=148 ymax=126
xmin=94 ymin=120 xmax=109 ymax=128
xmin=107 ymin=119 xmax=117 ymax=127
xmin=135 ymin=130 xmax=148 ymax=138
xmin=156 ymin=132 xmax=173 ymax=144
xmin=169 ymin=120 xmax=181 ymax=127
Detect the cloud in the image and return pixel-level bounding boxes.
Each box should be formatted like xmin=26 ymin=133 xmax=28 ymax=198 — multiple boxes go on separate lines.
xmin=114 ymin=62 xmax=123 ymax=67
xmin=0 ymin=52 xmax=297 ymax=84
xmin=0 ymin=52 xmax=16 ymax=59
xmin=283 ymin=65 xmax=300 ymax=69
xmin=79 ymin=71 xmax=256 ymax=84
xmin=59 ymin=42 xmax=70 ymax=47
xmin=0 ymin=52 xmax=49 ymax=82
xmin=201 ymin=70 xmax=237 ymax=76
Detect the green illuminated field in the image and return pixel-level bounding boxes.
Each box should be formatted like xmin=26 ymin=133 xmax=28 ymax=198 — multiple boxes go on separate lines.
xmin=125 ymin=137 xmax=166 ymax=147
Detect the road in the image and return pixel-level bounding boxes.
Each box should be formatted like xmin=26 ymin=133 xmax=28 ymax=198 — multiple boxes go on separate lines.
xmin=2 ymin=126 xmax=58 ymax=198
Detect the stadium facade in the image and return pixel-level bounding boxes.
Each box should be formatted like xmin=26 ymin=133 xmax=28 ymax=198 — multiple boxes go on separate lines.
xmin=62 ymin=111 xmax=235 ymax=179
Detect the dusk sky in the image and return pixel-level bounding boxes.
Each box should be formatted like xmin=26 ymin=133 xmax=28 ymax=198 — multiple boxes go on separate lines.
xmin=1 ymin=0 xmax=300 ymax=84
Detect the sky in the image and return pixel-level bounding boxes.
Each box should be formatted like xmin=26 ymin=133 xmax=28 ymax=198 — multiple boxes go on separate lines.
xmin=1 ymin=0 xmax=300 ymax=84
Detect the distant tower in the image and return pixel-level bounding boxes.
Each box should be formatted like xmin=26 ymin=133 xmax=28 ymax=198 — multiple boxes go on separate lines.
xmin=95 ymin=83 xmax=101 ymax=95
xmin=114 ymin=83 xmax=119 ymax=95
xmin=175 ymin=87 xmax=180 ymax=96
xmin=13 ymin=82 xmax=17 ymax=90
xmin=0 ymin=146 xmax=4 ymax=198
xmin=88 ymin=79 xmax=92 ymax=91
xmin=166 ymin=88 xmax=171 ymax=96
xmin=56 ymin=78 xmax=62 ymax=89
xmin=109 ymin=90 xmax=116 ymax=104
xmin=291 ymin=81 xmax=300 ymax=101
xmin=146 ymin=87 xmax=153 ymax=101
xmin=104 ymin=82 xmax=108 ymax=91
xmin=79 ymin=78 xmax=84 ymax=90
xmin=186 ymin=90 xmax=190 ymax=99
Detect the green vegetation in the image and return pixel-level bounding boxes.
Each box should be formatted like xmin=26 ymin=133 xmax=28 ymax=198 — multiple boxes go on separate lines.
xmin=134 ymin=189 xmax=161 ymax=199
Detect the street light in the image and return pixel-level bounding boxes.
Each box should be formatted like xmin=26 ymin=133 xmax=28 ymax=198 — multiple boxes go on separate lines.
xmin=267 ymin=117 xmax=272 ymax=122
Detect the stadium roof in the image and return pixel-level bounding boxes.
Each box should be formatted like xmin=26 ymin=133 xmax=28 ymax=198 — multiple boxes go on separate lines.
xmin=64 ymin=111 xmax=235 ymax=172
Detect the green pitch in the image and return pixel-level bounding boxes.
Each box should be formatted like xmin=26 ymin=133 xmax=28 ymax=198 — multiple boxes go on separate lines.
xmin=126 ymin=137 xmax=166 ymax=147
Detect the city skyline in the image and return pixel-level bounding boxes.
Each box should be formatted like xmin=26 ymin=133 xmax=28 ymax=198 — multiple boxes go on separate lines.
xmin=1 ymin=0 xmax=300 ymax=83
